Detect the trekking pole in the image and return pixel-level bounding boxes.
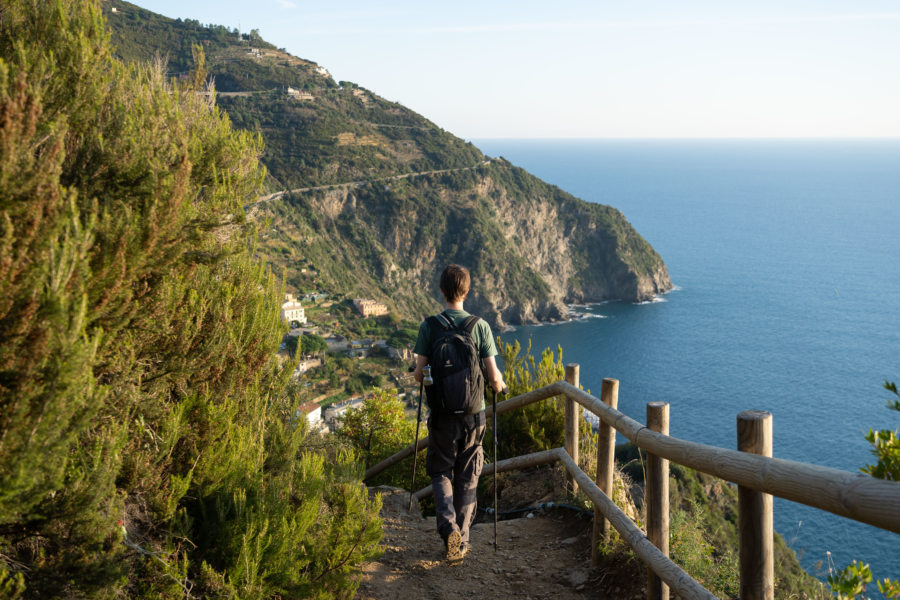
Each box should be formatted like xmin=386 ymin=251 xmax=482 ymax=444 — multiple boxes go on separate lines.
xmin=408 ymin=380 xmax=424 ymax=513
xmin=408 ymin=367 xmax=430 ymax=513
xmin=493 ymin=385 xmax=507 ymax=551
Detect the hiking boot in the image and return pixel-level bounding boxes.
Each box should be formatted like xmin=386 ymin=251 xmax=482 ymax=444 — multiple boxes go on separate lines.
xmin=457 ymin=542 xmax=470 ymax=560
xmin=445 ymin=530 xmax=462 ymax=561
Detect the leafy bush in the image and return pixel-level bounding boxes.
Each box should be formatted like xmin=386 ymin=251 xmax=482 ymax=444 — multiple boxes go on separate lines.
xmin=860 ymin=381 xmax=900 ymax=481
xmin=826 ymin=560 xmax=899 ymax=600
xmin=337 ymin=389 xmax=426 ymax=489
xmin=492 ymin=339 xmax=567 ymax=458
xmin=302 ymin=332 xmax=329 ymax=354
xmin=828 ymin=381 xmax=900 ymax=599
xmin=670 ymin=499 xmax=740 ymax=599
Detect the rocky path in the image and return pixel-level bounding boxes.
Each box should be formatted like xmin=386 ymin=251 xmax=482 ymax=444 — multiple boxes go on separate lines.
xmin=356 ymin=488 xmax=645 ymax=600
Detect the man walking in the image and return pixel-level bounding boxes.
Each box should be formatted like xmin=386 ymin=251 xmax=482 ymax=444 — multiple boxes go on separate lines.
xmin=413 ymin=264 xmax=506 ymax=561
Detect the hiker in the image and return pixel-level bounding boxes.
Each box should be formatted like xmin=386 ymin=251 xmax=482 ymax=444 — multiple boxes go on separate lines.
xmin=413 ymin=264 xmax=506 ymax=561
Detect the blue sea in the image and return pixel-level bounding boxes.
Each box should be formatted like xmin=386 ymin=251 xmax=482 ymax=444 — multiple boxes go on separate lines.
xmin=474 ymin=139 xmax=900 ymax=584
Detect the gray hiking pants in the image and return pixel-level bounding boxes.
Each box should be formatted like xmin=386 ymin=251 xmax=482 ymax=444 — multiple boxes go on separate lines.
xmin=426 ymin=411 xmax=486 ymax=545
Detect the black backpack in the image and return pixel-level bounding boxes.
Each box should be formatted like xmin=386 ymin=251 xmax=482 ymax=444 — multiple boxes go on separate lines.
xmin=424 ymin=312 xmax=484 ymax=415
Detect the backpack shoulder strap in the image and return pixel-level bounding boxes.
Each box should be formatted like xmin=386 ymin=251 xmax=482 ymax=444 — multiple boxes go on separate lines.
xmin=426 ymin=313 xmax=451 ymax=334
xmin=460 ymin=315 xmax=480 ymax=334
xmin=437 ymin=311 xmax=456 ymax=329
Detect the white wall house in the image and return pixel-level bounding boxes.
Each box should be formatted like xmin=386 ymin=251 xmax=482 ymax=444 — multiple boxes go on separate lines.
xmin=322 ymin=397 xmax=364 ymax=431
xmin=281 ymin=294 xmax=307 ymax=324
xmin=297 ymin=401 xmax=322 ymax=431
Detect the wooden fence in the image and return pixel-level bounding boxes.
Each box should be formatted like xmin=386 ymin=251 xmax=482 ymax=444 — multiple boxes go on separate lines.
xmin=365 ymin=365 xmax=900 ymax=600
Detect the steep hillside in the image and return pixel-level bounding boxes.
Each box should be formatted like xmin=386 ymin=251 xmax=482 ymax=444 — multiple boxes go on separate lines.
xmin=257 ymin=161 xmax=669 ymax=328
xmin=105 ymin=0 xmax=672 ymax=326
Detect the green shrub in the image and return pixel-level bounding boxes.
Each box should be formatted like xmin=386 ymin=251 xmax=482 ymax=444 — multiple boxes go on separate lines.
xmin=492 ymin=339 xmax=567 ymax=458
xmin=860 ymin=381 xmax=900 ymax=481
xmin=670 ymin=499 xmax=740 ymax=599
xmin=827 ymin=380 xmax=900 ymax=599
xmin=0 ymin=2 xmax=381 ymax=597
xmin=337 ymin=388 xmax=426 ymax=488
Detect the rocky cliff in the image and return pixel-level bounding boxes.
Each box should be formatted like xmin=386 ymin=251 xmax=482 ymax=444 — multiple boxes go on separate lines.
xmin=259 ymin=159 xmax=671 ymax=329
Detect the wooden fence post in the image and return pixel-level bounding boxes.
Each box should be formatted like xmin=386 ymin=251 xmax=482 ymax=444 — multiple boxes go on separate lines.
xmin=592 ymin=378 xmax=619 ymax=567
xmin=564 ymin=364 xmax=580 ymax=496
xmin=646 ymin=401 xmax=670 ymax=600
xmin=738 ymin=410 xmax=774 ymax=600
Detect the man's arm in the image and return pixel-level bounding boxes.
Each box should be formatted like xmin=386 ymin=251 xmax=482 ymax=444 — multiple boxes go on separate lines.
xmin=413 ymin=354 xmax=429 ymax=383
xmin=482 ymin=355 xmax=506 ymax=393
xmin=412 ymin=319 xmax=431 ymax=382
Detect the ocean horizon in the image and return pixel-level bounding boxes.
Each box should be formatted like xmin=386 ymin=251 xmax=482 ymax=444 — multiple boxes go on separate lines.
xmin=474 ymin=138 xmax=900 ymax=586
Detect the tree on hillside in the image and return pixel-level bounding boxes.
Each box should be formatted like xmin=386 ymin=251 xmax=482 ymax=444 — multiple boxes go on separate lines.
xmin=0 ymin=1 xmax=380 ymax=598
xmin=302 ymin=332 xmax=329 ymax=355
xmin=337 ymin=389 xmax=415 ymax=472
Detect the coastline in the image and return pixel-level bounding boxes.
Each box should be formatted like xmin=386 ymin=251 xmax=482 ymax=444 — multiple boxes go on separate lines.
xmin=501 ymin=287 xmax=681 ymax=333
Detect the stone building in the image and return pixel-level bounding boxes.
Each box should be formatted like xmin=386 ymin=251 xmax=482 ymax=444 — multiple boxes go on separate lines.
xmin=353 ymin=298 xmax=388 ymax=318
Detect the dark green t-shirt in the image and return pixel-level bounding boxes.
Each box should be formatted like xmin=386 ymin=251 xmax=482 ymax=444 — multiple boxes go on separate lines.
xmin=413 ymin=309 xmax=498 ymax=359
xmin=413 ymin=309 xmax=498 ymax=412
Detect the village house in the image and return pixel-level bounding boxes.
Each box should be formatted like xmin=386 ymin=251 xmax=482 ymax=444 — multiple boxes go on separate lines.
xmin=353 ymin=298 xmax=388 ymax=318
xmin=322 ymin=397 xmax=364 ymax=431
xmin=296 ymin=401 xmax=323 ymax=431
xmin=347 ymin=339 xmax=376 ymax=359
xmin=286 ymin=87 xmax=315 ymax=101
xmin=291 ymin=357 xmax=322 ymax=378
xmin=290 ymin=325 xmax=322 ymax=337
xmin=280 ymin=294 xmax=307 ymax=324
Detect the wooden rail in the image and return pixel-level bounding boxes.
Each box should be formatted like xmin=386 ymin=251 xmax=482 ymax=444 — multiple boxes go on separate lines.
xmin=366 ymin=367 xmax=900 ymax=600
xmin=557 ymin=380 xmax=900 ymax=534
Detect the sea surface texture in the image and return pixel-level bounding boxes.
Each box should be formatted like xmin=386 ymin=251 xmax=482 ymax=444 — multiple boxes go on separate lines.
xmin=475 ymin=138 xmax=900 ymax=583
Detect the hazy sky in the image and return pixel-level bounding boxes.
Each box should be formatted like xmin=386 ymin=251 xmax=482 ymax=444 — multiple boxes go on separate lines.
xmin=131 ymin=1 xmax=900 ymax=139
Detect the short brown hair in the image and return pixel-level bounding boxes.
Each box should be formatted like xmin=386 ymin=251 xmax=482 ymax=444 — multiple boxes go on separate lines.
xmin=439 ymin=264 xmax=470 ymax=303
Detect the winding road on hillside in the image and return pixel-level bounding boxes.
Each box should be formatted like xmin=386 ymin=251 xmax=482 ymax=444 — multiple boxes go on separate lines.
xmin=245 ymin=159 xmax=495 ymax=214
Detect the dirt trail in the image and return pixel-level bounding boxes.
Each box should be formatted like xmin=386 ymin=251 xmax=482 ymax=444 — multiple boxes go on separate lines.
xmin=357 ymin=488 xmax=645 ymax=600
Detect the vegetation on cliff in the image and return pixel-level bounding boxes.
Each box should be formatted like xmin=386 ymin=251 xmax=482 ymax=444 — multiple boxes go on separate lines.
xmin=0 ymin=2 xmax=380 ymax=597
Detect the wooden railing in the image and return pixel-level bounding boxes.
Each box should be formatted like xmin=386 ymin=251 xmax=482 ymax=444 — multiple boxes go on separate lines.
xmin=365 ymin=365 xmax=900 ymax=600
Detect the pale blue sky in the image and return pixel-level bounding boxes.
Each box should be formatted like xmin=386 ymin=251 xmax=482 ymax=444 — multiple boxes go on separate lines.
xmin=130 ymin=1 xmax=900 ymax=139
